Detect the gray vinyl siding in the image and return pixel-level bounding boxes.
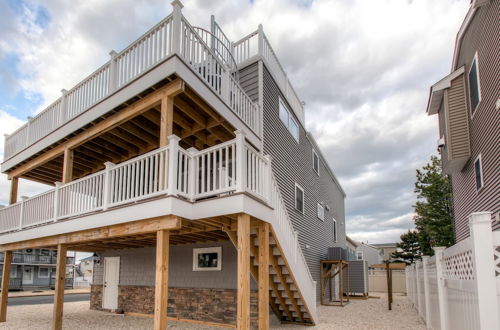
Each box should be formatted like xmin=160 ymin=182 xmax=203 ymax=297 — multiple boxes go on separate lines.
xmin=93 ymin=241 xmax=256 ymax=290
xmin=450 ymin=1 xmax=500 ymax=240
xmin=356 ymin=244 xmax=382 ymax=267
xmin=238 ymin=62 xmax=346 ymax=299
xmin=238 ymin=64 xmax=259 ymax=103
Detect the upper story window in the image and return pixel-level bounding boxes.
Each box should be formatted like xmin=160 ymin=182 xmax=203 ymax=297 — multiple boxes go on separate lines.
xmin=356 ymin=251 xmax=363 ymax=260
xmin=279 ymin=98 xmax=299 ymax=142
xmin=38 ymin=267 xmax=50 ymax=278
xmin=474 ymin=154 xmax=484 ymax=190
xmin=295 ymin=183 xmax=304 ymax=213
xmin=468 ymin=53 xmax=481 ymax=115
xmin=332 ymin=218 xmax=337 ymax=242
xmin=317 ymin=203 xmax=324 ymax=221
xmin=312 ymin=150 xmax=319 ymax=175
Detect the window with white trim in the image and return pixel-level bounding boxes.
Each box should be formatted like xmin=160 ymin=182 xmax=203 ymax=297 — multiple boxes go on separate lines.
xmin=474 ymin=154 xmax=484 ymax=190
xmin=279 ymin=98 xmax=299 ymax=142
xmin=312 ymin=150 xmax=319 ymax=175
xmin=295 ymin=183 xmax=304 ymax=213
xmin=468 ymin=53 xmax=481 ymax=115
xmin=317 ymin=203 xmax=324 ymax=221
xmin=332 ymin=218 xmax=337 ymax=242
xmin=38 ymin=267 xmax=50 ymax=278
xmin=356 ymin=251 xmax=363 ymax=260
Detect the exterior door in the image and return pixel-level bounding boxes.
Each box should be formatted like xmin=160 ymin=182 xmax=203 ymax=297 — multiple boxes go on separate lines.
xmin=102 ymin=257 xmax=120 ymax=310
xmin=23 ymin=266 xmax=34 ymax=285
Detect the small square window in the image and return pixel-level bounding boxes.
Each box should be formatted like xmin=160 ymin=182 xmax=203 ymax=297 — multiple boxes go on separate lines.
xmin=317 ymin=203 xmax=324 ymax=221
xmin=295 ymin=184 xmax=304 ymax=213
xmin=312 ymin=150 xmax=319 ymax=175
xmin=193 ymin=247 xmax=222 ymax=271
xmin=356 ymin=251 xmax=363 ymax=260
xmin=468 ymin=54 xmax=481 ymax=115
xmin=332 ymin=218 xmax=337 ymax=242
xmin=38 ymin=267 xmax=49 ymax=278
xmin=474 ymin=155 xmax=484 ymax=190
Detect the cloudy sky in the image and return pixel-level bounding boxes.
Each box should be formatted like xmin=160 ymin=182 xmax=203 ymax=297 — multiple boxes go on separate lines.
xmin=0 ymin=0 xmax=470 ymax=244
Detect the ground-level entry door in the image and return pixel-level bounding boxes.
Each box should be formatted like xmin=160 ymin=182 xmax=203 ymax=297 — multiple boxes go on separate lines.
xmin=22 ymin=266 xmax=34 ymax=285
xmin=103 ymin=257 xmax=120 ymax=310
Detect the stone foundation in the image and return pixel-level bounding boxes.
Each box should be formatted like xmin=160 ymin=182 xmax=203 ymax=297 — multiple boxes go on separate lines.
xmin=90 ymin=285 xmax=258 ymax=328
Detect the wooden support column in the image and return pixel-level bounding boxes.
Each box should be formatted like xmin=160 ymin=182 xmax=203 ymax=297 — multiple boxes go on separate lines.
xmin=62 ymin=148 xmax=73 ymax=184
xmin=154 ymin=230 xmax=170 ymax=330
xmin=52 ymin=244 xmax=67 ymax=330
xmin=258 ymin=222 xmax=270 ymax=330
xmin=160 ymin=96 xmax=174 ymax=147
xmin=237 ymin=213 xmax=251 ymax=330
xmin=9 ymin=177 xmax=18 ymax=205
xmin=0 ymin=251 xmax=12 ymax=322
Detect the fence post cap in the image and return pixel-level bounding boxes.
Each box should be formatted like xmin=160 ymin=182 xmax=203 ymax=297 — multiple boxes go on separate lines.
xmin=171 ymin=0 xmax=184 ymax=9
xmin=234 ymin=129 xmax=245 ymax=137
xmin=109 ymin=50 xmax=118 ymax=57
xmin=55 ymin=181 xmax=63 ymax=187
xmin=20 ymin=196 xmax=29 ymax=201
xmin=167 ymin=134 xmax=181 ymax=143
xmin=61 ymin=89 xmax=68 ymax=94
xmin=104 ymin=161 xmax=115 ymax=168
xmin=433 ymin=246 xmax=446 ymax=252
xmin=468 ymin=212 xmax=493 ymax=226
xmin=186 ymin=147 xmax=197 ymax=154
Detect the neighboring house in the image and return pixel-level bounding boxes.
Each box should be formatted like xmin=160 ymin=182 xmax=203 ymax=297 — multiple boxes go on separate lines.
xmin=0 ymin=249 xmax=75 ymax=290
xmin=76 ymin=255 xmax=94 ymax=281
xmin=0 ymin=2 xmax=346 ymax=328
xmin=345 ymin=236 xmax=358 ymax=261
xmin=355 ymin=242 xmax=383 ymax=267
xmin=426 ymin=0 xmax=499 ymax=241
xmin=371 ymin=243 xmax=398 ymax=262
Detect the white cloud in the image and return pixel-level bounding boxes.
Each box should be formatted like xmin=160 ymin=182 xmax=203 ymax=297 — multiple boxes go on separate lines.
xmin=0 ymin=0 xmax=470 ymax=242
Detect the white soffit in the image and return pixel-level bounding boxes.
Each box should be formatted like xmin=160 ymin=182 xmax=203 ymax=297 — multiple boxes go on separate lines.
xmin=426 ymin=66 xmax=465 ymax=115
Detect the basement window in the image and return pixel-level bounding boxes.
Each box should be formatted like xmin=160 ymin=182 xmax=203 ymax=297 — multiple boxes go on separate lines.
xmin=468 ymin=53 xmax=481 ymax=115
xmin=193 ymin=247 xmax=222 ymax=271
xmin=474 ymin=154 xmax=484 ymax=190
xmin=295 ymin=183 xmax=304 ymax=213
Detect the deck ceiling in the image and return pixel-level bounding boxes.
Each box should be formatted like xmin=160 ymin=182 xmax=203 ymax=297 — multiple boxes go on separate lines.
xmin=19 ymin=77 xmax=235 ymax=185
xmin=37 ymin=216 xmax=240 ymax=252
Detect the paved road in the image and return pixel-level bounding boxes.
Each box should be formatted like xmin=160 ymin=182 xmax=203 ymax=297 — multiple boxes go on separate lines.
xmin=8 ymin=293 xmax=90 ymax=306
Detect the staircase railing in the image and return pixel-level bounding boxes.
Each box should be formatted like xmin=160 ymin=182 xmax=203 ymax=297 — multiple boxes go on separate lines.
xmin=3 ymin=2 xmax=259 ymax=162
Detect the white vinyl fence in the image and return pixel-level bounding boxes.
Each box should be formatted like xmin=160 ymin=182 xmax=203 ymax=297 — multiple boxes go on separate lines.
xmin=406 ymin=212 xmax=500 ymax=330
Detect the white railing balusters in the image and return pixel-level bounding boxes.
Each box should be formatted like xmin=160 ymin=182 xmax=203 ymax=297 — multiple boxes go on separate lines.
xmin=53 ymin=182 xmax=62 ymax=222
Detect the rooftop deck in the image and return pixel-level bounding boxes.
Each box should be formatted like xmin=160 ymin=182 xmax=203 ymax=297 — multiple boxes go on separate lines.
xmin=2 ymin=2 xmax=304 ymax=173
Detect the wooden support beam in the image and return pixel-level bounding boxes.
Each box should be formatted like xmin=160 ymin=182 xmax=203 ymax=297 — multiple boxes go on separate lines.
xmin=258 ymin=223 xmax=270 ymax=330
xmin=62 ymin=148 xmax=73 ymax=184
xmin=0 ymin=215 xmax=182 ymax=252
xmin=237 ymin=214 xmax=251 ymax=330
xmin=0 ymin=251 xmax=12 ymax=322
xmin=7 ymin=78 xmax=184 ymax=179
xmin=9 ymin=177 xmax=18 ymax=205
xmin=154 ymin=230 xmax=170 ymax=330
xmin=160 ymin=96 xmax=174 ymax=147
xmin=52 ymin=244 xmax=67 ymax=330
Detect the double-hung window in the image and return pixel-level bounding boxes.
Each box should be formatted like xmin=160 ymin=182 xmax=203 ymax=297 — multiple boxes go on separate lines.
xmin=468 ymin=53 xmax=481 ymax=115
xmin=312 ymin=150 xmax=319 ymax=175
xmin=279 ymin=98 xmax=299 ymax=142
xmin=317 ymin=203 xmax=324 ymax=221
xmin=332 ymin=218 xmax=337 ymax=242
xmin=38 ymin=267 xmax=49 ymax=278
xmin=474 ymin=154 xmax=484 ymax=190
xmin=295 ymin=183 xmax=304 ymax=213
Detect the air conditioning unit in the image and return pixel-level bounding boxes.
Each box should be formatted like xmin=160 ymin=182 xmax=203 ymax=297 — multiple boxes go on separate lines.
xmin=437 ymin=137 xmax=445 ymax=148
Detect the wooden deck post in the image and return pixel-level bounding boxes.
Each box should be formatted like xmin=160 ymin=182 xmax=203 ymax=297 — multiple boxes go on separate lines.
xmin=9 ymin=177 xmax=18 ymax=205
xmin=160 ymin=96 xmax=174 ymax=147
xmin=62 ymin=148 xmax=73 ymax=184
xmin=0 ymin=251 xmax=12 ymax=322
xmin=52 ymin=244 xmax=67 ymax=330
xmin=154 ymin=230 xmax=170 ymax=330
xmin=237 ymin=213 xmax=251 ymax=329
xmin=258 ymin=222 xmax=270 ymax=330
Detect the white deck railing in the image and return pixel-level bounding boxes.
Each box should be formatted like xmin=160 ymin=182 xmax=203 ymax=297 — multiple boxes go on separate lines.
xmin=233 ymin=26 xmax=305 ymax=124
xmin=406 ymin=212 xmax=500 ymax=330
xmin=0 ymin=131 xmax=317 ymax=322
xmin=3 ymin=2 xmax=259 ymax=161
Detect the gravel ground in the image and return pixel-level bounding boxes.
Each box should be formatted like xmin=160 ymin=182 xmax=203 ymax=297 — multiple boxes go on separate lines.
xmin=0 ymin=293 xmax=425 ymax=329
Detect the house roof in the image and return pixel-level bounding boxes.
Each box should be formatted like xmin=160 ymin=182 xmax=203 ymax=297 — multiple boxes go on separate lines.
xmin=426 ymin=66 xmax=465 ymax=115
xmin=371 ymin=243 xmax=398 ymax=248
xmin=358 ymin=242 xmax=380 ymax=251
xmin=346 ymin=236 xmax=358 ymax=248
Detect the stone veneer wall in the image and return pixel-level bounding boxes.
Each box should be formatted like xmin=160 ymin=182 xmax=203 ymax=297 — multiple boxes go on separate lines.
xmin=90 ymin=285 xmax=258 ymax=328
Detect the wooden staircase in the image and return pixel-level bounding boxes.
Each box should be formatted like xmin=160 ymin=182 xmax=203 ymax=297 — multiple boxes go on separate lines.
xmin=226 ymin=227 xmax=314 ymax=325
